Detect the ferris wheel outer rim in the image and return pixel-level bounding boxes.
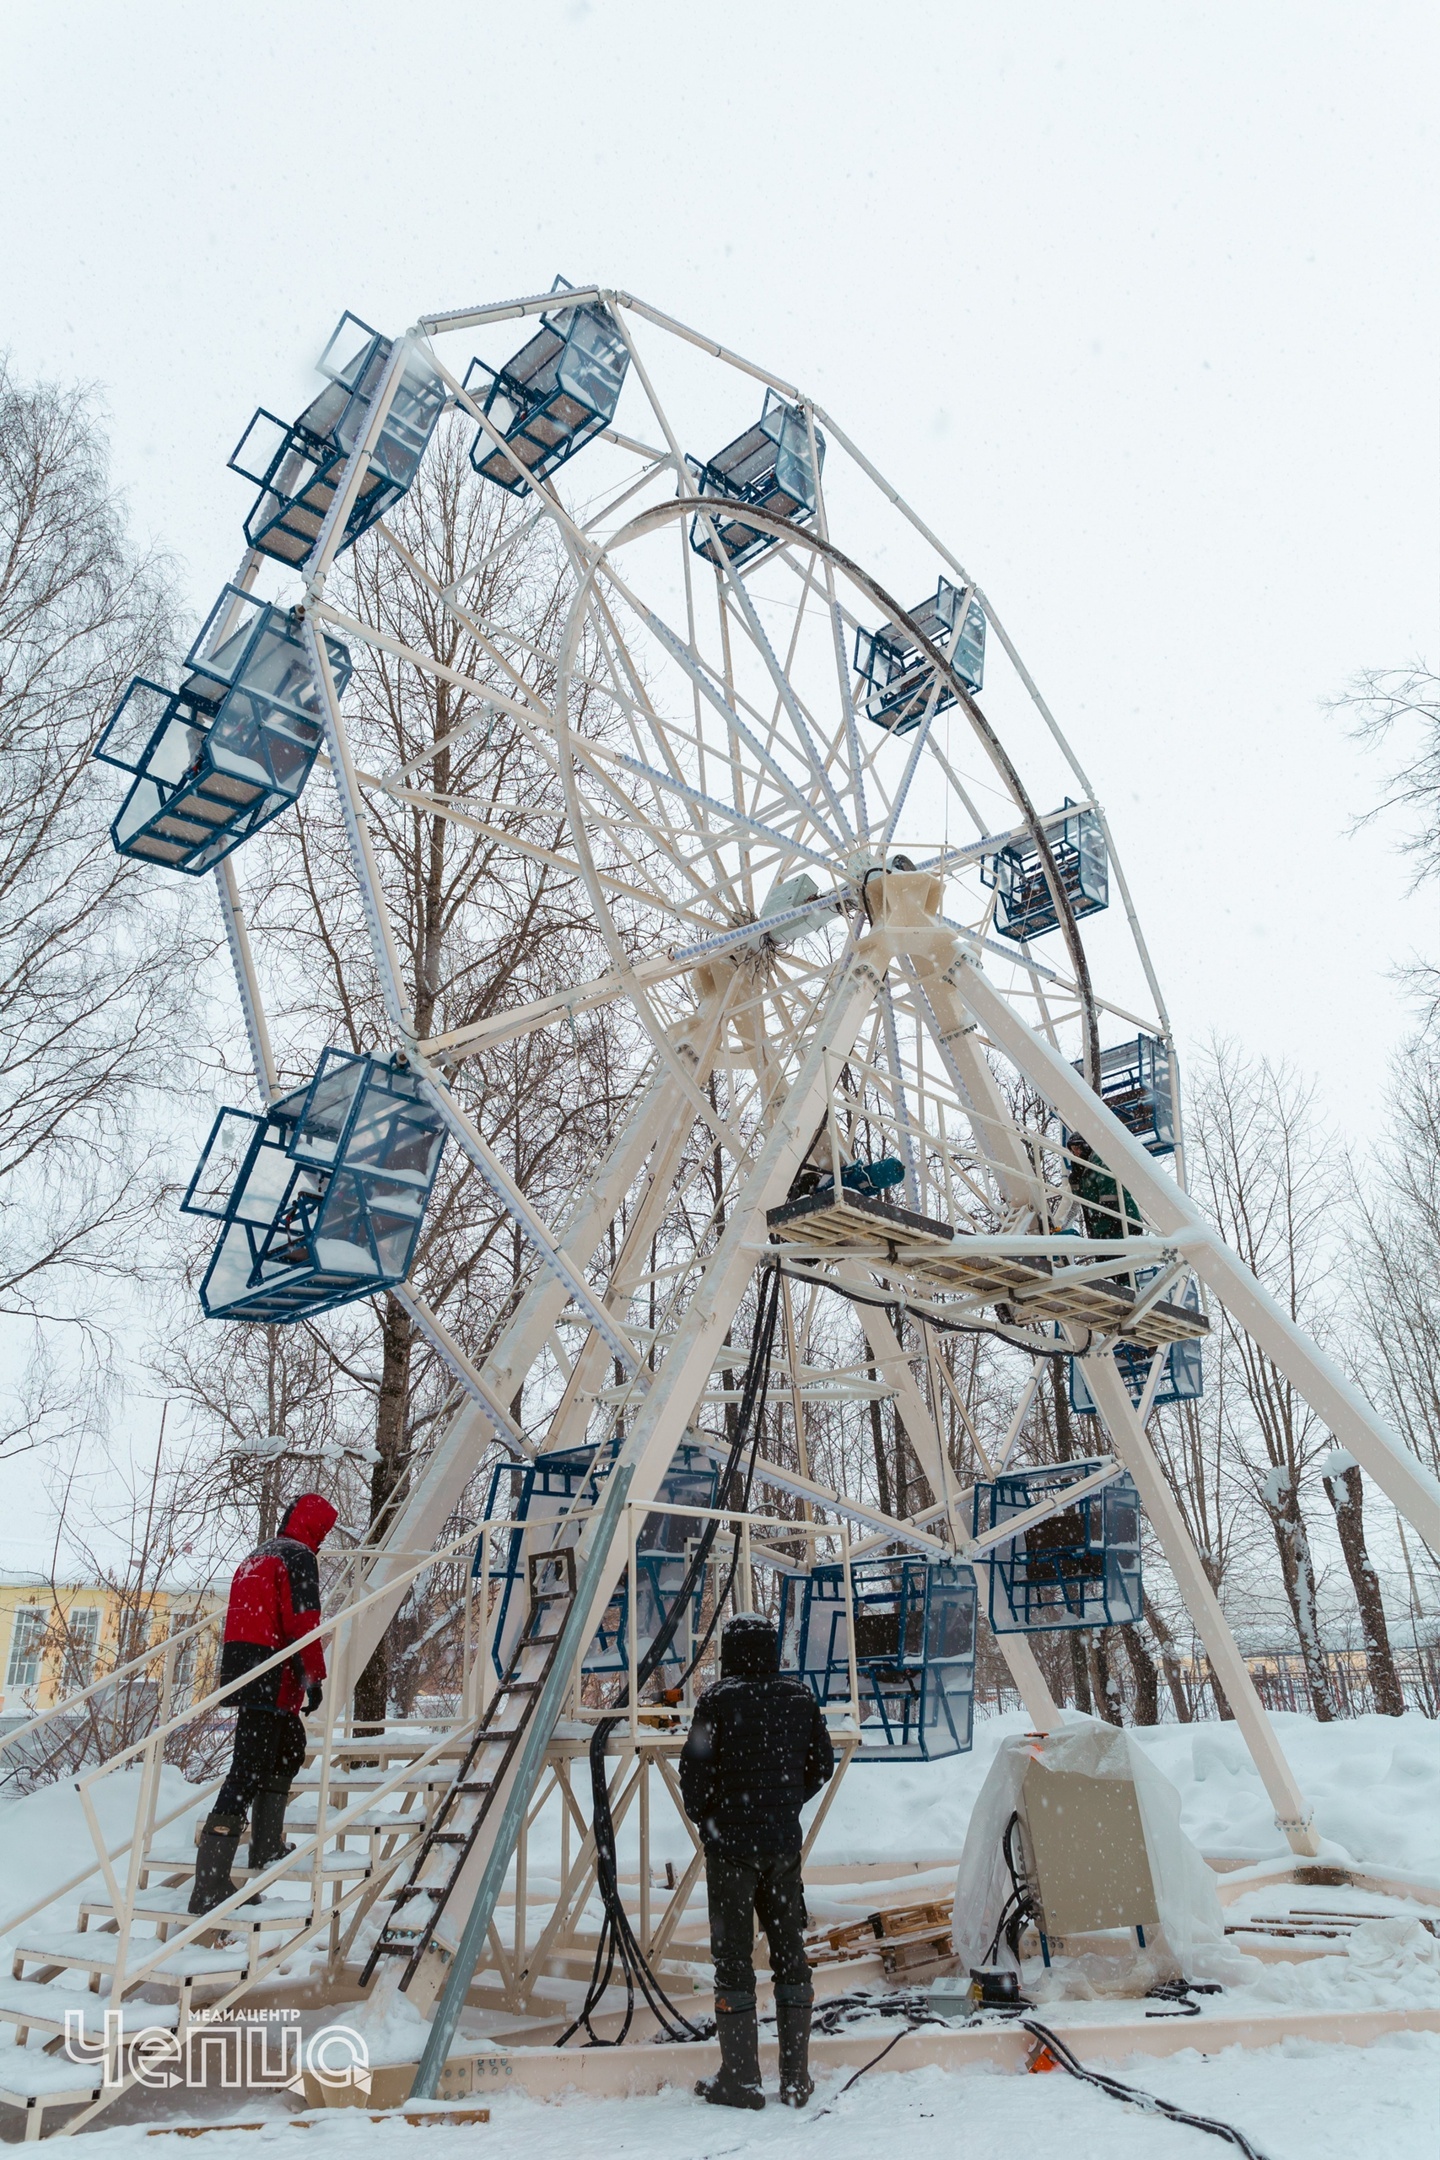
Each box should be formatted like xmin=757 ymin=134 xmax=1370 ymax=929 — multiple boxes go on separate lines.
xmin=551 ymin=492 xmax=1104 ymax=1093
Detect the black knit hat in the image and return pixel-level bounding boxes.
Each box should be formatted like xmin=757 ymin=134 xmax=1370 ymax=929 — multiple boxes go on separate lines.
xmin=720 ymin=1613 xmax=779 ymax=1678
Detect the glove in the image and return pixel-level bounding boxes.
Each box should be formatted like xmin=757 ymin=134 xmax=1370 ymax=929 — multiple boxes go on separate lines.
xmin=305 ymin=1683 xmax=323 ymax=1715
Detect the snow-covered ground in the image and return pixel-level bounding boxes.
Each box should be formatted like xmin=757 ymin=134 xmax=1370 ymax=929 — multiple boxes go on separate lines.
xmin=2 ymin=1712 xmax=1438 ymax=2152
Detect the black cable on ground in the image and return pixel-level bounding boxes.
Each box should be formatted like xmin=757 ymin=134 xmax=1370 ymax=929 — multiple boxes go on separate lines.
xmin=558 ymin=1264 xmax=784 ymax=2050
xmin=1019 ymin=2018 xmax=1272 ymax=2159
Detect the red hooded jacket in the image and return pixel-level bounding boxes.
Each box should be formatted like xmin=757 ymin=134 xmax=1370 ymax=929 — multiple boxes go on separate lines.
xmin=219 ymin=1493 xmax=338 ymax=1712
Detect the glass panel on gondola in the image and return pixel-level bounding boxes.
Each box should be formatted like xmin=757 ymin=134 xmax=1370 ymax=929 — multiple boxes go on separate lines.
xmin=777 ymin=1557 xmax=976 ymax=1761
xmin=466 ymin=280 xmax=630 ymax=495
xmin=229 ymin=313 xmax=446 ymax=568
xmin=688 ymin=390 xmax=825 ymax=570
xmin=981 ymin=799 xmax=1109 ymax=941
xmin=478 ymin=1443 xmax=718 ymax=1680
xmin=181 ymin=1052 xmax=445 ymax=1322
xmin=1069 ymin=1274 xmax=1205 ymax=1414
xmin=854 ymin=578 xmax=986 ymax=734
xmin=95 ymin=587 xmax=351 ymax=875
xmin=973 ymin=1461 xmax=1143 ymax=1633
xmin=1071 ymin=1035 xmax=1175 ymax=1155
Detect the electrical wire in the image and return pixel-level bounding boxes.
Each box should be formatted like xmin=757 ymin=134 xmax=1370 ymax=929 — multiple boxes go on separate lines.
xmin=977 ymin=1809 xmax=1042 ymax=1968
xmin=1019 ymin=2019 xmax=1272 ymax=2159
xmin=771 ymin=1259 xmax=1079 ymax=1359
xmin=558 ymin=1263 xmax=784 ymax=2049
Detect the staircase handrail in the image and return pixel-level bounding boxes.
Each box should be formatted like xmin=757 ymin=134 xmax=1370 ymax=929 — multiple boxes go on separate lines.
xmin=71 ymin=1520 xmax=491 ymax=1791
xmin=0 ymin=1543 xmax=480 ymax=1765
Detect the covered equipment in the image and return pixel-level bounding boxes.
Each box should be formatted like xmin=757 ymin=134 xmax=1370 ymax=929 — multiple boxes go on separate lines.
xmin=952 ymin=1721 xmax=1231 ymax=1985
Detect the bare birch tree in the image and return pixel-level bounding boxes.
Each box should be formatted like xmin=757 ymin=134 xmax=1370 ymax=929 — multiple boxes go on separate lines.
xmin=0 ymin=360 xmax=200 ymax=1457
xmin=1185 ymin=1042 xmax=1340 ymax=1717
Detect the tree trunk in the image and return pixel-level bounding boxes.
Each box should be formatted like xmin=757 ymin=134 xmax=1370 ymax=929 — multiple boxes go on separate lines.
xmin=1324 ymin=1459 xmax=1406 ymax=1716
xmin=867 ymin=1384 xmax=892 ymax=1518
xmin=1265 ymin=1472 xmax=1337 ymax=1721
xmin=1119 ymin=1622 xmax=1160 ymax=1724
xmin=354 ymin=1295 xmax=415 ymax=1729
xmin=1068 ymin=1632 xmax=1093 ymax=1714
xmin=1087 ymin=1629 xmax=1124 ymax=1724
xmin=1143 ymin=1595 xmax=1192 ymax=1721
xmin=1051 ymin=1360 xmax=1076 ymax=1462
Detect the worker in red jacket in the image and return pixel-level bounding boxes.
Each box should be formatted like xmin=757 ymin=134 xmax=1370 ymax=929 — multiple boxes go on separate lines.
xmin=190 ymin=1493 xmax=339 ymax=1915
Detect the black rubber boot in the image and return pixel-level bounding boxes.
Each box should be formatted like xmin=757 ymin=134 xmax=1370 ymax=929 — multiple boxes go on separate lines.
xmin=188 ymin=1814 xmax=244 ymax=1915
xmin=695 ymin=2006 xmax=765 ymax=2110
xmin=776 ymin=1995 xmax=815 ymax=2107
xmin=248 ymin=1789 xmax=295 ymax=1873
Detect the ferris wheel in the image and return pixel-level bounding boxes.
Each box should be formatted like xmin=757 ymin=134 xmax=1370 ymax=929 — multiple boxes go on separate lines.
xmin=95 ymin=280 xmax=1440 ymax=1892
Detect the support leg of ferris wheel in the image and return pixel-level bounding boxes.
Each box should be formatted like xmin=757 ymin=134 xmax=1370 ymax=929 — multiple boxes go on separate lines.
xmin=856 ymin=1295 xmax=1062 ymax=1731
xmin=324 ymin=951 xmax=739 ymax=1667
xmin=949 ymin=945 xmax=1440 ymax=1554
xmin=332 ymin=1065 xmax=677 ymax=1677
xmin=400 ymin=943 xmax=890 ymax=1998
xmin=1082 ymin=1350 xmax=1322 ymax=1856
xmin=562 ymin=936 xmax=894 ymax=1646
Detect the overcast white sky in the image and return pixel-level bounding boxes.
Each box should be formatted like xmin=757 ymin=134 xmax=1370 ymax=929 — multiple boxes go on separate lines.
xmin=4 ymin=0 xmax=1436 ymax=1138
xmin=2 ymin=4 xmax=1438 ymax=1572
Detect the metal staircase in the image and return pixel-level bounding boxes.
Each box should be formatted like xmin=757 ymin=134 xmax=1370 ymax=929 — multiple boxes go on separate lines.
xmin=0 ymin=1520 xmax=546 ymax=2138
xmin=361 ymin=1553 xmax=578 ymax=2004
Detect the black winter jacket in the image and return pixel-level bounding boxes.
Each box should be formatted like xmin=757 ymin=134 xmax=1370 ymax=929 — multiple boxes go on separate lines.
xmin=679 ymin=1624 xmax=834 ymax=1859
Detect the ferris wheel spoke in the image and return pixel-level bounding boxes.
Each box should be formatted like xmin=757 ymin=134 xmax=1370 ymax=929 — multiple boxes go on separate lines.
xmin=714 ymin=570 xmax=854 ymax=848
xmin=579 ymin=588 xmax=751 ymax=920
xmin=314 ymin=600 xmax=561 ymax=764
xmin=372 ymin=780 xmax=727 ymax=934
xmin=779 ymin=539 xmax=872 ymax=842
xmin=597 ymin=564 xmax=849 ymax=855
xmin=603 ymin=751 xmax=839 ymax=879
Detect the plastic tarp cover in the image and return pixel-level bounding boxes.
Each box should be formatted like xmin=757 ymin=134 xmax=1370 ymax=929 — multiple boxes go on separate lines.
xmin=951 ymin=1718 xmax=1238 ymax=1987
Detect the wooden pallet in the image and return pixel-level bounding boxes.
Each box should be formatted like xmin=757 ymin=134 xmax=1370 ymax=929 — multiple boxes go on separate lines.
xmin=804 ymin=1897 xmax=954 ymax=1976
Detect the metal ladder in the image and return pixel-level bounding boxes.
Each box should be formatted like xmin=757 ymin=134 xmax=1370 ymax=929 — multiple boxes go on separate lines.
xmin=359 ymin=1547 xmax=577 ymax=2004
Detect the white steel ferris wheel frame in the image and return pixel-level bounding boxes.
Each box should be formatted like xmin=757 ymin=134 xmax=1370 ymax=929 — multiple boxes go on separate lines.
xmin=210 ymin=282 xmax=1440 ymax=1894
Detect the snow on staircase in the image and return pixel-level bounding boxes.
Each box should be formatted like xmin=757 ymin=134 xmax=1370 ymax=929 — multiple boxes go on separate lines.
xmin=0 ymin=1520 xmax=529 ymax=2137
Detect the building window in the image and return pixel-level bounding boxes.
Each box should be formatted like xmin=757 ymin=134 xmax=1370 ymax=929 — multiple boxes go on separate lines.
xmin=115 ymin=1610 xmax=151 ymax=1669
xmin=62 ymin=1607 xmax=101 ymax=1691
xmin=170 ymin=1617 xmax=200 ymax=1706
xmin=5 ymin=1607 xmax=49 ymax=1690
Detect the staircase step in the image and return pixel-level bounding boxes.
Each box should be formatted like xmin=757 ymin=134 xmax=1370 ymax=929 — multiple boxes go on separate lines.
xmin=0 ymin=1984 xmax=179 ymax=2043
xmin=80 ymin=1888 xmax=313 ymax=1928
xmin=0 ymin=2040 xmax=106 ymax=2105
xmin=14 ymin=1933 xmax=256 ymax=1983
xmin=144 ymin=1847 xmax=382 ymax=1881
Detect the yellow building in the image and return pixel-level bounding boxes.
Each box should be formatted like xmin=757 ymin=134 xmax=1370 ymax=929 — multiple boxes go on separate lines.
xmin=0 ymin=1573 xmax=225 ymax=1726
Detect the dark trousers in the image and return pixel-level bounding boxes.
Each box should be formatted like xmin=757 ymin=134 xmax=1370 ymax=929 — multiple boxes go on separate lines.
xmin=213 ymin=1705 xmax=307 ymax=1823
xmin=705 ymin=1847 xmax=813 ymax=2015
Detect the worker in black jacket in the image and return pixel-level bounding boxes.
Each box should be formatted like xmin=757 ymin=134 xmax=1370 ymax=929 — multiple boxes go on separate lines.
xmin=678 ymin=1612 xmax=835 ymax=2110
